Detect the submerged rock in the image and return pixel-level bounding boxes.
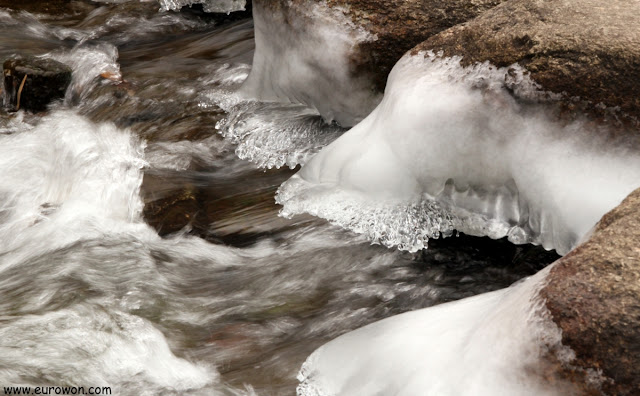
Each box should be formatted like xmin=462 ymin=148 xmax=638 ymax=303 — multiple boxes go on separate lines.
xmin=415 ymin=0 xmax=640 ymax=123
xmin=540 ymin=187 xmax=640 ymax=395
xmin=242 ymin=0 xmax=503 ymax=126
xmin=3 ymin=57 xmax=71 ymax=113
xmin=141 ymin=168 xmax=301 ymax=247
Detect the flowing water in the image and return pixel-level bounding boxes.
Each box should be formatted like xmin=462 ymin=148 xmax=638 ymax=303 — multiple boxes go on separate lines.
xmin=0 ymin=2 xmax=560 ymax=395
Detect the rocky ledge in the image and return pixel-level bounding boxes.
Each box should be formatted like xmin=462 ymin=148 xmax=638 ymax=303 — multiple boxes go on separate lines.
xmin=540 ymin=187 xmax=640 ymax=395
xmin=414 ymin=0 xmax=640 ymax=125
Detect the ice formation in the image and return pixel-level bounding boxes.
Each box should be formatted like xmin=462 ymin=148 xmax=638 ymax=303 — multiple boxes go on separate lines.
xmin=199 ymin=64 xmax=348 ymax=170
xmin=158 ymin=0 xmax=247 ymax=14
xmin=216 ymin=100 xmax=347 ymax=169
xmin=239 ymin=0 xmax=380 ymax=127
xmin=277 ymin=53 xmax=640 ymax=254
xmin=296 ymin=265 xmax=584 ymax=396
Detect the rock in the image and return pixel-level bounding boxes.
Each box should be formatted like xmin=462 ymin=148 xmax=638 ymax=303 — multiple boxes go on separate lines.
xmin=539 ymin=187 xmax=640 ymax=395
xmin=414 ymin=0 xmax=640 ymax=123
xmin=141 ymin=168 xmax=303 ymax=246
xmin=0 ymin=0 xmax=71 ymax=14
xmin=141 ymin=172 xmax=200 ymax=237
xmin=3 ymin=56 xmax=72 ymax=113
xmin=242 ymin=0 xmax=503 ymax=126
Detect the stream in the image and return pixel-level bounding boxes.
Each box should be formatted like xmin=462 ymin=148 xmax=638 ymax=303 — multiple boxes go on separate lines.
xmin=0 ymin=2 xmax=559 ymax=395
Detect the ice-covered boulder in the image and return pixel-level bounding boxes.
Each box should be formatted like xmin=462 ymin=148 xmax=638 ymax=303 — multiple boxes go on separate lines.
xmin=415 ymin=0 xmax=640 ymax=124
xmin=277 ymin=53 xmax=640 ymax=254
xmin=296 ymin=188 xmax=640 ymax=396
xmin=241 ymin=0 xmax=503 ymax=126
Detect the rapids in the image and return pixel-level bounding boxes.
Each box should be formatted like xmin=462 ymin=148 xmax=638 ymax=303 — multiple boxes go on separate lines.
xmin=0 ymin=1 xmax=568 ymax=395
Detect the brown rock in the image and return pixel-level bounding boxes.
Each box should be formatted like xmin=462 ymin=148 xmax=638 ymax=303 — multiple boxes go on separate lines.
xmin=141 ymin=167 xmax=306 ymax=246
xmin=324 ymin=0 xmax=504 ymax=93
xmin=3 ymin=56 xmax=72 ymax=113
xmin=540 ymin=187 xmax=640 ymax=395
xmin=414 ymin=0 xmax=640 ymax=123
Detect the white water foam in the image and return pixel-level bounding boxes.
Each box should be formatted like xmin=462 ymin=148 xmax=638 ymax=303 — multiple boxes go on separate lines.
xmin=47 ymin=43 xmax=122 ymax=104
xmin=0 ymin=306 xmax=216 ymax=394
xmin=277 ymin=53 xmax=640 ymax=254
xmin=0 ymin=111 xmax=221 ymax=393
xmin=0 ymin=111 xmax=145 ymax=257
xmin=296 ymin=265 xmax=581 ymax=396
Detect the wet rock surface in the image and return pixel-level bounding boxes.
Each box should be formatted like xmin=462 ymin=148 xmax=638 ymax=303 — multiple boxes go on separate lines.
xmin=540 ymin=188 xmax=640 ymax=395
xmin=414 ymin=0 xmax=640 ymax=124
xmin=3 ymin=56 xmax=71 ymax=112
xmin=141 ymin=167 xmax=306 ymax=247
xmin=326 ymin=0 xmax=504 ymax=93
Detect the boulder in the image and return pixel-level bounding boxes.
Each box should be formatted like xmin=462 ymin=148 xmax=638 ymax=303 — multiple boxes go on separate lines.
xmin=242 ymin=0 xmax=503 ymax=126
xmin=540 ymin=187 xmax=640 ymax=395
xmin=414 ymin=0 xmax=640 ymax=123
xmin=3 ymin=57 xmax=72 ymax=113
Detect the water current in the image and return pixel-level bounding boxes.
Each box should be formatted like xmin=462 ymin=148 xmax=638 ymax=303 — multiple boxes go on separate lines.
xmin=0 ymin=2 xmax=559 ymax=394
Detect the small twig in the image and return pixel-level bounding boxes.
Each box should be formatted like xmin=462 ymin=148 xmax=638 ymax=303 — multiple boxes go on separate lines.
xmin=16 ymin=74 xmax=27 ymax=111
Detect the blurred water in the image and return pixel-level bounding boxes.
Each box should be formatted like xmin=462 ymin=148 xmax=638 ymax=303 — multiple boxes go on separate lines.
xmin=0 ymin=2 xmax=559 ymax=395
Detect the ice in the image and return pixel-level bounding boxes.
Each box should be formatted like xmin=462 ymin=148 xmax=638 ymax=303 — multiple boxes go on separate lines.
xmin=296 ymin=265 xmax=584 ymax=396
xmin=199 ymin=65 xmax=348 ymax=170
xmin=158 ymin=0 xmax=247 ymax=13
xmin=277 ymin=53 xmax=640 ymax=254
xmin=216 ymin=99 xmax=346 ymax=169
xmin=239 ymin=0 xmax=380 ymax=127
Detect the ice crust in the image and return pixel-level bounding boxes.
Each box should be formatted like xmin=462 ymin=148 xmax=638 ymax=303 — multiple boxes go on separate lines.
xmin=216 ymin=99 xmax=347 ymax=169
xmin=277 ymin=53 xmax=640 ymax=254
xmin=239 ymin=0 xmax=380 ymax=127
xmin=158 ymin=0 xmax=246 ymax=13
xmin=296 ymin=265 xmax=581 ymax=396
xmin=202 ymin=65 xmax=349 ymax=170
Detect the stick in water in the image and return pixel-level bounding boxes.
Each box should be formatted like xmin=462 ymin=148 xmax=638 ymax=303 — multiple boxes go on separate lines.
xmin=16 ymin=74 xmax=28 ymax=111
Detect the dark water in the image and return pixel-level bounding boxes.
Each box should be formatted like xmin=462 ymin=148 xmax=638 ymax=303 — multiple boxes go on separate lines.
xmin=0 ymin=2 xmax=559 ymax=394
